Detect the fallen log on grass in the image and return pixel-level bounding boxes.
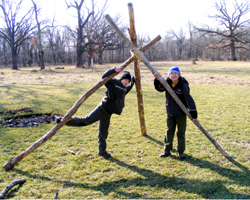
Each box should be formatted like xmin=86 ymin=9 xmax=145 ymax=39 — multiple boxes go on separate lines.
xmin=3 ymin=35 xmax=161 ymax=171
xmin=105 ymin=14 xmax=230 ymax=159
xmin=0 ymin=179 xmax=26 ymax=199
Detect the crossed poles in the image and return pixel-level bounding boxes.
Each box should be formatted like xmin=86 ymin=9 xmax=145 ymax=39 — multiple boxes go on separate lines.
xmin=105 ymin=4 xmax=229 ymax=159
xmin=3 ymin=3 xmax=229 ymax=171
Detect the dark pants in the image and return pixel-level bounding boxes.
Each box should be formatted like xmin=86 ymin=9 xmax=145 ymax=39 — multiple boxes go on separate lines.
xmin=164 ymin=115 xmax=186 ymax=154
xmin=66 ymin=104 xmax=112 ymax=154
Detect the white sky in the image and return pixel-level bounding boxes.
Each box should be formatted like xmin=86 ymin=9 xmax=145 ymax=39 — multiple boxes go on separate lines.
xmin=42 ymin=0 xmax=217 ymax=37
xmin=105 ymin=0 xmax=217 ymax=37
xmin=8 ymin=0 xmax=249 ymax=38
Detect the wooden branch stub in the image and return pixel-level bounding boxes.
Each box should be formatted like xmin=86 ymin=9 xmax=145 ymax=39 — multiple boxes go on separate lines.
xmin=3 ymin=35 xmax=161 ymax=171
xmin=0 ymin=179 xmax=26 ymax=199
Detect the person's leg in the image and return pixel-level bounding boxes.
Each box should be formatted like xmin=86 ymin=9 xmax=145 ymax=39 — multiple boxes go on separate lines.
xmin=176 ymin=115 xmax=187 ymax=158
xmin=98 ymin=108 xmax=111 ymax=158
xmin=65 ymin=105 xmax=104 ymax=126
xmin=164 ymin=115 xmax=176 ymax=151
xmin=160 ymin=115 xmax=176 ymax=157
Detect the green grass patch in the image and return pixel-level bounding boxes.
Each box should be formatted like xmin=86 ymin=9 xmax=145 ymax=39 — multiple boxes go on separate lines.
xmin=0 ymin=61 xmax=249 ymax=199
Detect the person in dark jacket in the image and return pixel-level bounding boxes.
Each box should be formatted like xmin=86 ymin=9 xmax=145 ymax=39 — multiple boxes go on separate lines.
xmin=153 ymin=66 xmax=199 ymax=159
xmin=62 ymin=66 xmax=135 ymax=159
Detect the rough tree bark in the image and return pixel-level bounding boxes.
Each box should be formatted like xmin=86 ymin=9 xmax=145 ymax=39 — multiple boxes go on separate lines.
xmin=128 ymin=3 xmax=147 ymax=136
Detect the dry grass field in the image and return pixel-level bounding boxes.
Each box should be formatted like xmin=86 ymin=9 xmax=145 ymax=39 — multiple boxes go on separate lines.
xmin=0 ymin=61 xmax=249 ymax=199
xmin=1 ymin=61 xmax=250 ymax=86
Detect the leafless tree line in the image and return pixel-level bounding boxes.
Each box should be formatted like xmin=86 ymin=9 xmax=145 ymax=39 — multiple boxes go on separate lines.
xmin=1 ymin=0 xmax=250 ymax=70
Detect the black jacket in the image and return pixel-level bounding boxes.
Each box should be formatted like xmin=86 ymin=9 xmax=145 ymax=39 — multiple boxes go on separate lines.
xmin=154 ymin=76 xmax=197 ymax=118
xmin=100 ymin=68 xmax=135 ymax=115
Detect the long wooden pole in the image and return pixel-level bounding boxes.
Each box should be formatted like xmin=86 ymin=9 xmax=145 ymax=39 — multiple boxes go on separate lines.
xmin=128 ymin=3 xmax=147 ymax=136
xmin=105 ymin=14 xmax=230 ymax=158
xmin=3 ymin=35 xmax=161 ymax=171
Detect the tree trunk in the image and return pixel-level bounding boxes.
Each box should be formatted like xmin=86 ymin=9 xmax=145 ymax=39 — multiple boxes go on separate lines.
xmin=3 ymin=41 xmax=8 ymax=66
xmin=40 ymin=51 xmax=45 ymax=70
xmin=98 ymin=51 xmax=103 ymax=64
xmin=90 ymin=57 xmax=93 ymax=70
xmin=11 ymin=48 xmax=18 ymax=70
xmin=230 ymin=42 xmax=237 ymax=61
xmin=87 ymin=51 xmax=93 ymax=68
xmin=76 ymin=42 xmax=83 ymax=67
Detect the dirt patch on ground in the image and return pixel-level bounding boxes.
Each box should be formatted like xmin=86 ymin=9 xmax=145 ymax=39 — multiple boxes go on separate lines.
xmin=0 ymin=108 xmax=60 ymax=128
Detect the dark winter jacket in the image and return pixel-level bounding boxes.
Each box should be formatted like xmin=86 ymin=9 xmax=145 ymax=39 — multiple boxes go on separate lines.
xmin=154 ymin=76 xmax=197 ymax=119
xmin=100 ymin=67 xmax=135 ymax=115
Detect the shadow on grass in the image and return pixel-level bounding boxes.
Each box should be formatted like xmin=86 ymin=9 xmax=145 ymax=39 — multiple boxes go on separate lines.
xmin=143 ymin=135 xmax=163 ymax=146
xmin=13 ymin=155 xmax=250 ymax=199
xmin=226 ymin=156 xmax=250 ymax=174
xmin=173 ymin=155 xmax=250 ymax=186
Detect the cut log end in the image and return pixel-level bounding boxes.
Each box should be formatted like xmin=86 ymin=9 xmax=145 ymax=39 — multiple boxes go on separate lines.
xmin=3 ymin=162 xmax=14 ymax=171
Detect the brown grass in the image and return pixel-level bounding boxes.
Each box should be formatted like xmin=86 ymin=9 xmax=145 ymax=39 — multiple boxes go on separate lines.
xmin=1 ymin=61 xmax=250 ymax=87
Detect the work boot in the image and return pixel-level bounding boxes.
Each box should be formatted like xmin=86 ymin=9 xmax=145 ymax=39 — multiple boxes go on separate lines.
xmin=98 ymin=151 xmax=111 ymax=159
xmin=179 ymin=153 xmax=186 ymax=159
xmin=55 ymin=116 xmax=63 ymax=123
xmin=160 ymin=150 xmax=171 ymax=158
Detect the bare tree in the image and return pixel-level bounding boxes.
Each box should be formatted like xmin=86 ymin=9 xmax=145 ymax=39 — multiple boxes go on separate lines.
xmin=82 ymin=0 xmax=111 ymax=68
xmin=65 ymin=0 xmax=94 ymax=68
xmin=0 ymin=0 xmax=36 ymax=69
xmin=31 ymin=0 xmax=52 ymax=70
xmin=92 ymin=14 xmax=126 ymax=65
xmin=45 ymin=28 xmax=68 ymax=65
xmin=196 ymin=0 xmax=250 ymax=61
xmin=171 ymin=28 xmax=186 ymax=60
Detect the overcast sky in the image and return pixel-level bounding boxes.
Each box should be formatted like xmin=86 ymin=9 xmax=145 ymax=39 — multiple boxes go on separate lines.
xmin=12 ymin=0 xmax=250 ymax=38
xmin=41 ymin=0 xmax=217 ymax=37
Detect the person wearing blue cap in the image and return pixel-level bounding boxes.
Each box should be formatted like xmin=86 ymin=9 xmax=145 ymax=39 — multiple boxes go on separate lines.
xmin=153 ymin=66 xmax=199 ymax=159
xmin=57 ymin=66 xmax=135 ymax=159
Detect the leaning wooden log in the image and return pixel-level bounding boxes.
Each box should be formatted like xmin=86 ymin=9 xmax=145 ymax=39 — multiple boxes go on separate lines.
xmin=128 ymin=3 xmax=147 ymax=136
xmin=3 ymin=35 xmax=161 ymax=171
xmin=105 ymin=14 xmax=230 ymax=158
xmin=0 ymin=179 xmax=26 ymax=199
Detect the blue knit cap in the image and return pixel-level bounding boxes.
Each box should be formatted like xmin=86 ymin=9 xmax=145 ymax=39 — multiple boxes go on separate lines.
xmin=168 ymin=66 xmax=180 ymax=77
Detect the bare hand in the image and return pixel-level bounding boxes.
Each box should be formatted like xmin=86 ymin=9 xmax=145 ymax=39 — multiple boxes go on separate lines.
xmin=153 ymin=73 xmax=158 ymax=80
xmin=115 ymin=66 xmax=124 ymax=73
xmin=193 ymin=118 xmax=199 ymax=123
